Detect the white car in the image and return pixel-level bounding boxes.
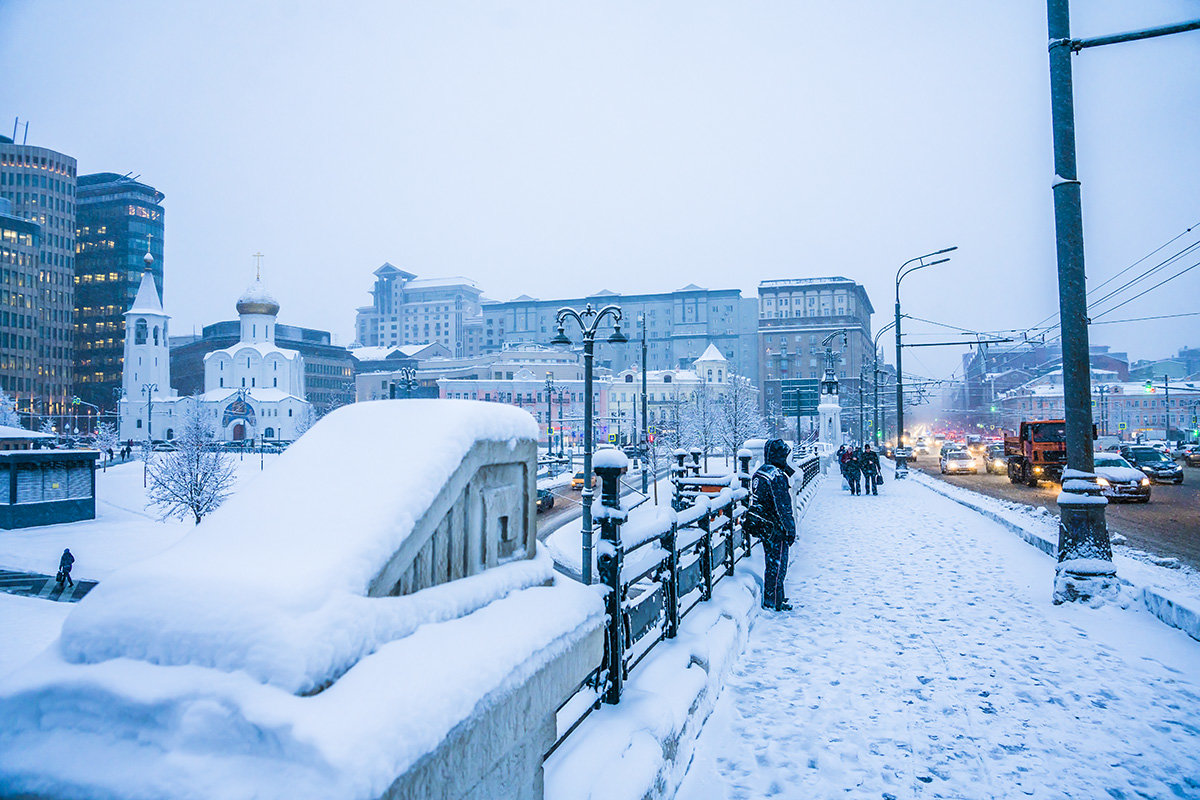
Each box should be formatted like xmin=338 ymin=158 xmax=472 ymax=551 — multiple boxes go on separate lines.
xmin=1092 ymin=453 xmax=1151 ymax=503
xmin=940 ymin=450 xmax=978 ymax=474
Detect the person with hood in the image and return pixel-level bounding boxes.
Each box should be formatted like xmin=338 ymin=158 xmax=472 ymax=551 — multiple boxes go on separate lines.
xmin=837 ymin=445 xmax=852 ymax=491
xmin=750 ymin=439 xmax=796 ymax=611
xmin=57 ymin=548 xmax=75 ymax=588
xmin=844 ymin=447 xmax=862 ymax=496
xmin=860 ymin=444 xmax=881 ymax=495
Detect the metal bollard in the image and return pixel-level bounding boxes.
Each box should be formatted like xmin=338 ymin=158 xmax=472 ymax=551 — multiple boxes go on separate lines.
xmin=661 ymin=520 xmax=679 ymax=639
xmin=689 ymin=447 xmax=702 ymax=477
xmin=594 ymin=458 xmax=627 ymax=704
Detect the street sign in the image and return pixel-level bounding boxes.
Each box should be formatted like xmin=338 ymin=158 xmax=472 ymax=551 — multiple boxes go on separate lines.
xmin=1118 ymin=422 xmax=1127 ymax=431
xmin=781 ymin=379 xmax=820 ymax=417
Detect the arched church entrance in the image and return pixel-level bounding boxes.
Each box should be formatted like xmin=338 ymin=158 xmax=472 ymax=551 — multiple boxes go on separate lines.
xmin=233 ymin=423 xmax=246 ymax=441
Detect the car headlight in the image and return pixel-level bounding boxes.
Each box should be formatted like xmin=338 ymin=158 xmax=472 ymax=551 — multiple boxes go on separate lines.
xmin=1095 ymin=477 xmax=1110 ymax=487
xmin=1141 ymin=477 xmax=1150 ymax=486
xmin=1033 ymin=466 xmax=1043 ymax=474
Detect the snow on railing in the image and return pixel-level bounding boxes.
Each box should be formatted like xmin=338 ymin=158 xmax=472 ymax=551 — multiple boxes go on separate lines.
xmin=547 ymin=445 xmax=824 ymax=758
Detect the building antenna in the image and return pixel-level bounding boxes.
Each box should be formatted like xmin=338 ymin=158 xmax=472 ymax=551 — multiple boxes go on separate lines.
xmin=11 ymin=117 xmax=16 ymax=141
xmin=22 ymin=121 xmax=29 ymax=145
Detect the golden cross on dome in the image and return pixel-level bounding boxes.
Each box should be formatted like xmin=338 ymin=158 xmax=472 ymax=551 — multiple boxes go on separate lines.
xmin=252 ymin=251 xmax=264 ymax=281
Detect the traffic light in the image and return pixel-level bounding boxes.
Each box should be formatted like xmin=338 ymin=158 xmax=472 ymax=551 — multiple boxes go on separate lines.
xmin=1144 ymin=380 xmax=1155 ymax=393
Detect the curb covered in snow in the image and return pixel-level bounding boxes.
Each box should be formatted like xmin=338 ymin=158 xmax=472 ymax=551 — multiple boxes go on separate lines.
xmin=901 ymin=464 xmax=1200 ymax=643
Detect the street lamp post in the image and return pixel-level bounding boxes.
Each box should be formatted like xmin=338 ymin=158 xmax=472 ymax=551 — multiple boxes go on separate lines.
xmin=872 ymin=319 xmax=897 ymax=446
xmin=640 ymin=313 xmax=649 ymax=494
xmin=551 ymin=303 xmax=628 ymax=585
xmin=141 ymin=383 xmax=158 ymax=443
xmin=545 ymin=373 xmax=555 ymax=458
xmin=396 ymin=366 xmax=418 ymax=399
xmin=895 ymin=248 xmax=956 ymax=463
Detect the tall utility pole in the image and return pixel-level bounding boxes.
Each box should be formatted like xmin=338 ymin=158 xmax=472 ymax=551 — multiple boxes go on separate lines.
xmin=1163 ymin=375 xmax=1171 ymax=443
xmin=1044 ymin=0 xmax=1199 ymax=602
xmin=640 ymin=314 xmax=649 ymax=494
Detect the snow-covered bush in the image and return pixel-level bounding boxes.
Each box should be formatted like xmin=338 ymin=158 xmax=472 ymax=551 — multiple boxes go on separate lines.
xmin=146 ymin=399 xmax=237 ymax=524
xmin=0 ymin=390 xmax=21 ymax=427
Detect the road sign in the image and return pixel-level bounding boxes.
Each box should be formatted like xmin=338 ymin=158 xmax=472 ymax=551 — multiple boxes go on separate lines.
xmin=1118 ymin=422 xmax=1127 ymax=431
xmin=781 ymin=379 xmax=820 ymax=417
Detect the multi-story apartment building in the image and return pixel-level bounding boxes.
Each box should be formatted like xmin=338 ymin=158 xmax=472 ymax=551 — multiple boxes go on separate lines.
xmin=757 ymin=277 xmax=874 ymax=422
xmin=170 ymin=320 xmax=355 ymax=413
xmin=0 ymin=136 xmax=77 ymax=417
xmin=482 ymin=284 xmax=758 ymax=378
xmin=354 ymin=263 xmax=484 ymax=357
xmin=73 ymin=172 xmax=165 ymax=411
xmin=0 ymin=198 xmax=40 ymax=407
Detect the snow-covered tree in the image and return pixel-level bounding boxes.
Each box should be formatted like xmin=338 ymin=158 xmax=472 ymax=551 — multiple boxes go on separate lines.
xmin=717 ymin=375 xmax=768 ymax=456
xmin=0 ymin=390 xmax=21 ymax=427
xmin=681 ymin=377 xmax=720 ymax=470
xmin=94 ymin=423 xmax=119 ymax=470
xmin=147 ymin=399 xmax=237 ymax=524
xmin=292 ymin=405 xmax=318 ymax=440
xmin=39 ymin=418 xmax=57 ymax=439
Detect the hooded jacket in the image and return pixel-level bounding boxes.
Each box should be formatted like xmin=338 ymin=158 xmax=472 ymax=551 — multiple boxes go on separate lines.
xmin=750 ymin=439 xmax=796 ymax=543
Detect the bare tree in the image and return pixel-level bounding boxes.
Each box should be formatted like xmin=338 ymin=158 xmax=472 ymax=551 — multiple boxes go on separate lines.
xmin=717 ymin=374 xmax=768 ymax=457
xmin=146 ymin=399 xmax=237 ymax=524
xmin=0 ymin=390 xmax=21 ymax=428
xmin=94 ymin=423 xmax=119 ymax=471
xmin=292 ymin=405 xmax=318 ymax=440
xmin=682 ymin=376 xmax=719 ymax=470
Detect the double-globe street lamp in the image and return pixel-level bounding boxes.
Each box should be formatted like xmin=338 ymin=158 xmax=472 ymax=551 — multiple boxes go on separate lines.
xmin=895 ymin=247 xmax=956 ymax=464
xmin=551 ymin=303 xmax=628 ymax=584
xmin=391 ymin=366 xmax=418 ymax=399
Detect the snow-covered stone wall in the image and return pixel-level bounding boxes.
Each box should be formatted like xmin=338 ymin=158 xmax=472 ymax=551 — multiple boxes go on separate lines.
xmin=0 ymin=400 xmax=607 ymax=800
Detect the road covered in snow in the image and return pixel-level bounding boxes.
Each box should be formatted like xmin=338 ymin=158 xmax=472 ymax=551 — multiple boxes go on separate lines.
xmin=678 ymin=471 xmax=1200 ymax=800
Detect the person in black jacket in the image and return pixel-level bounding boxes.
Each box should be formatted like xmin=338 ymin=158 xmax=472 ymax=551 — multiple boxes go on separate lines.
xmin=751 ymin=439 xmax=796 ymax=611
xmin=58 ymin=548 xmax=75 ymax=588
xmin=844 ymin=448 xmax=862 ymax=496
xmin=860 ymin=444 xmax=881 ymax=495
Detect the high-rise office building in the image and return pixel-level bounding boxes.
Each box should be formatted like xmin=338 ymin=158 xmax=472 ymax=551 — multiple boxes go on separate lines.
xmin=74 ymin=172 xmax=165 ymax=411
xmin=0 ymin=135 xmax=77 ymax=418
xmin=0 ymin=197 xmax=40 ymax=407
xmin=757 ymin=277 xmax=874 ymax=431
xmin=354 ymin=264 xmax=484 ymax=357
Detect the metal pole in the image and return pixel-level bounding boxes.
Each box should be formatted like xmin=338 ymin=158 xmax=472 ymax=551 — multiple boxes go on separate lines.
xmin=1047 ymin=0 xmax=1115 ymax=603
xmin=1163 ymin=374 xmax=1170 ymax=442
xmin=641 ymin=315 xmax=649 ymax=494
xmin=558 ymin=389 xmax=564 ymax=458
xmin=546 ymin=374 xmax=554 ymax=456
xmin=582 ymin=335 xmax=595 ymax=584
xmin=894 ymin=299 xmax=903 ymax=451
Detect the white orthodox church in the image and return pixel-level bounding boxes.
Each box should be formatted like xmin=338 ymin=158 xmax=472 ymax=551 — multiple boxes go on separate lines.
xmin=118 ymin=254 xmax=312 ymax=443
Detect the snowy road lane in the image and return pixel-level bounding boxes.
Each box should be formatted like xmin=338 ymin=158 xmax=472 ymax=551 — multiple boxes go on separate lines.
xmin=677 ymin=473 xmax=1200 ymax=800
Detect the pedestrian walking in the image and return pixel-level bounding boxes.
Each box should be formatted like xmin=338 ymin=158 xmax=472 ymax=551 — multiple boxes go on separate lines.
xmin=750 ymin=438 xmax=797 ymax=611
xmin=844 ymin=448 xmax=862 ymax=496
xmin=837 ymin=445 xmax=852 ymax=491
xmin=57 ymin=548 xmax=75 ymax=588
xmin=860 ymin=444 xmax=881 ymax=495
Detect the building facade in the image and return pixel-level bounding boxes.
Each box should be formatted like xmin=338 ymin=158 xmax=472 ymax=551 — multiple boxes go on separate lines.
xmin=0 ymin=198 xmax=40 ymax=409
xmin=354 ymin=263 xmax=484 ymax=357
xmin=757 ymin=277 xmax=874 ymax=425
xmin=608 ymin=343 xmax=735 ymax=441
xmin=172 ymin=321 xmax=354 ymax=413
xmin=482 ymin=284 xmax=758 ymax=377
xmin=73 ymin=172 xmax=165 ymax=411
xmin=0 ymin=136 xmax=78 ymax=416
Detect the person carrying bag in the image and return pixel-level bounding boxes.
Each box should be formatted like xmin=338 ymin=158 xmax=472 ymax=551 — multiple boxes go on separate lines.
xmin=749 ymin=439 xmax=797 ymax=612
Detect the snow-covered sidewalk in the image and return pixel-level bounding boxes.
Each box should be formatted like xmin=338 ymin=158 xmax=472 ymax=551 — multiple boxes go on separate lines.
xmin=677 ymin=472 xmax=1200 ymax=799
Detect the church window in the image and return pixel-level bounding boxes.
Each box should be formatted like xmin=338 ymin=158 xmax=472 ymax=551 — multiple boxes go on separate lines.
xmin=718 ymin=369 xmax=723 ymax=382
xmin=241 ymin=378 xmax=245 ymax=387
xmin=246 ymin=357 xmax=251 ymax=368
xmin=288 ymin=408 xmax=293 ymax=417
xmin=134 ymin=318 xmax=147 ymax=345
xmin=165 ymin=428 xmax=174 ymax=440
xmin=220 ymin=378 xmax=224 ymax=387
xmin=252 ymin=325 xmax=256 ymax=338
xmin=273 ymin=377 xmax=277 ymax=387
xmin=152 ymin=326 xmax=159 ymax=345
xmin=251 ymin=378 xmax=256 ymax=387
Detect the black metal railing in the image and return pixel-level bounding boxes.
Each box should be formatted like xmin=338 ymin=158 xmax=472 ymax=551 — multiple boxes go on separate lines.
xmin=546 ymin=445 xmax=822 ymax=758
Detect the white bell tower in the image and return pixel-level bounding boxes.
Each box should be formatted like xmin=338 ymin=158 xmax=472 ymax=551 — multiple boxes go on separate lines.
xmin=120 ymin=250 xmax=172 ymax=438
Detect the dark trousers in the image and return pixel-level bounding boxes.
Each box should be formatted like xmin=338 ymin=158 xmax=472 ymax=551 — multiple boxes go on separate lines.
xmin=864 ymin=473 xmax=878 ymax=495
xmin=763 ymin=535 xmax=790 ymax=608
xmin=58 ymin=568 xmax=73 ymax=587
xmin=848 ymin=475 xmax=860 ymax=495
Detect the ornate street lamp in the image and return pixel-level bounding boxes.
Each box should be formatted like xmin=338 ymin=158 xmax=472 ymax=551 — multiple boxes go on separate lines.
xmin=545 ymin=373 xmax=555 ymax=457
xmin=394 ymin=366 xmax=418 ymax=399
xmin=895 ymin=247 xmax=955 ymax=461
xmin=551 ymin=303 xmax=628 ymax=584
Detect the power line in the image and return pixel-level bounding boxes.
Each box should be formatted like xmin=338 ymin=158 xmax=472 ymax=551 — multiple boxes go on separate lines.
xmin=1090 ymin=258 xmax=1200 ymax=321
xmin=1089 ymin=310 xmax=1200 ymax=326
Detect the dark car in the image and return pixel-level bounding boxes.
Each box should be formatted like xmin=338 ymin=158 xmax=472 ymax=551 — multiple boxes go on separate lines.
xmin=1185 ymin=447 xmax=1200 ymax=468
xmin=536 ymin=488 xmax=555 ymax=513
xmin=1120 ymin=446 xmax=1184 ymax=485
xmin=984 ymin=443 xmax=1007 ymax=474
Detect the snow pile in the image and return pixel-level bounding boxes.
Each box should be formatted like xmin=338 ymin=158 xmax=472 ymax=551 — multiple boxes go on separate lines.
xmin=52 ymin=399 xmax=539 ymax=693
xmin=0 ymin=575 xmax=605 ymax=800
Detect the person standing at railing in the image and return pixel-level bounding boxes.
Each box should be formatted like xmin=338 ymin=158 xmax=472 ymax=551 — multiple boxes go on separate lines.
xmin=860 ymin=444 xmax=881 ymax=496
xmin=750 ymin=438 xmax=796 ymax=612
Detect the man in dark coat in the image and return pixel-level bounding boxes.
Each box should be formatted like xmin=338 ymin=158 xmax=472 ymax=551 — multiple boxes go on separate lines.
xmin=844 ymin=448 xmax=862 ymax=495
xmin=58 ymin=548 xmax=75 ymax=588
xmin=860 ymin=444 xmax=881 ymax=495
xmin=751 ymin=438 xmax=796 ymax=611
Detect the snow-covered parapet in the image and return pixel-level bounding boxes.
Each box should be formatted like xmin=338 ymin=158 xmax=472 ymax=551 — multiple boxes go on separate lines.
xmin=0 ymin=400 xmax=607 ymax=800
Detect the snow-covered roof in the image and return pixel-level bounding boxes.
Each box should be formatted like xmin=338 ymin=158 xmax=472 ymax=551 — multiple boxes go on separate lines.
xmin=190 ymin=388 xmax=305 ymax=404
xmin=0 ymin=424 xmax=52 ymax=440
xmin=205 ymin=341 xmax=301 ymax=361
xmin=405 ymin=276 xmax=479 ymax=291
xmin=124 ymin=268 xmax=165 ymax=317
xmin=695 ymin=343 xmax=727 ymax=363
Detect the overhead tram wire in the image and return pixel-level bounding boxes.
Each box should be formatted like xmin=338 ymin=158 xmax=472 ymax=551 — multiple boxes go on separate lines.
xmin=1089 ymin=257 xmax=1200 ymax=321
xmin=1089 ymin=310 xmax=1200 ymax=326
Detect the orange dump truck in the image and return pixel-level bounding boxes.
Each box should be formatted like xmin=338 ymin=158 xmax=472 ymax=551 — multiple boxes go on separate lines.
xmin=1005 ymin=420 xmax=1067 ymax=487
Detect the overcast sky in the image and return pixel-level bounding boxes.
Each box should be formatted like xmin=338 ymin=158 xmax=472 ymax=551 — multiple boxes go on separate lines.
xmin=2 ymin=0 xmax=1198 ymax=382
